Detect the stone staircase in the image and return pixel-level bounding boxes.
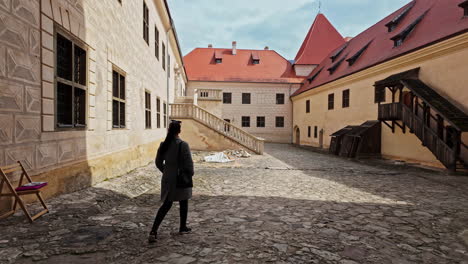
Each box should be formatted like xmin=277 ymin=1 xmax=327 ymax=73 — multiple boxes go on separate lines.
xmin=169 ymin=103 xmax=265 ymax=154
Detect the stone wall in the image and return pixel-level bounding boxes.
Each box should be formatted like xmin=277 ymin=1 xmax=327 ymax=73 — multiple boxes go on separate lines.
xmin=0 ymin=0 xmax=186 ymax=211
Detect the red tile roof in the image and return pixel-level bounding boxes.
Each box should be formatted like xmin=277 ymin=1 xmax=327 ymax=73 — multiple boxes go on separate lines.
xmin=292 ymin=0 xmax=468 ymax=97
xmin=294 ymin=14 xmax=346 ymax=65
xmin=184 ymin=48 xmax=304 ymax=83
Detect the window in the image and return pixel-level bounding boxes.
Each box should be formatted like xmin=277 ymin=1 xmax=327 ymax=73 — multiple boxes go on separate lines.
xmin=242 ymin=116 xmax=250 ymax=127
xmin=242 ymin=93 xmax=251 ymax=104
xmin=257 ymin=116 xmax=265 ymax=128
xmin=167 ymin=54 xmax=171 ymax=77
xmin=156 ymin=97 xmax=161 ymax=128
xmin=461 ymin=1 xmax=468 ymax=17
xmin=56 ymin=32 xmax=87 ymax=128
xmin=215 ymin=58 xmax=222 ymax=64
xmin=385 ymin=2 xmax=414 ymax=32
xmin=275 ymin=116 xmax=284 ymax=128
xmin=328 ymin=57 xmax=345 ymax=74
xmin=391 ymin=11 xmax=428 ymax=48
xmin=252 ymin=52 xmax=260 ymax=64
xmin=143 ymin=2 xmax=149 ymax=44
xmin=253 ymin=59 xmax=260 ymax=64
xmin=306 ymin=100 xmax=310 ymax=113
xmin=314 ymin=126 xmax=318 ymax=138
xmin=330 ymin=43 xmax=348 ymax=62
xmin=223 ymin=93 xmax=232 ymax=104
xmin=346 ymin=41 xmax=371 ymax=66
xmin=375 ymin=86 xmax=386 ymax=103
xmin=200 ymin=91 xmax=209 ymax=98
xmin=342 ymin=89 xmax=350 ymax=108
xmin=145 ymin=91 xmax=151 ymax=129
xmin=112 ymin=70 xmax=126 ymax=128
xmin=224 ymin=119 xmax=231 ymax=132
xmin=214 ymin=51 xmax=223 ymax=64
xmin=307 ymin=68 xmax=322 ymax=84
xmin=308 ymin=126 xmax=311 ymax=138
xmin=155 ymin=26 xmax=159 ymax=60
xmin=162 ymin=43 xmax=166 ymax=70
xmin=328 ymin=94 xmax=334 ymax=110
xmin=117 ymin=0 xmax=122 ymax=3
xmin=163 ymin=101 xmax=167 ymax=128
xmin=276 ymin=94 xmax=285 ymax=105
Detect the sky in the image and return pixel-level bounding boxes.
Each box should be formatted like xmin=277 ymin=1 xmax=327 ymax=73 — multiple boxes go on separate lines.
xmin=167 ymin=0 xmax=412 ymax=60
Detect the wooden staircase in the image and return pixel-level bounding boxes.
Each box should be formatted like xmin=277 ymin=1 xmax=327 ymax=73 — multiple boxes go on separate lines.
xmin=379 ymin=102 xmax=467 ymax=172
xmin=169 ymin=103 xmax=265 ymax=154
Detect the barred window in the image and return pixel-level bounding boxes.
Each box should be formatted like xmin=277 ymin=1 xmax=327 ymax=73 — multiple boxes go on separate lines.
xmin=112 ymin=70 xmax=126 ymax=128
xmin=56 ymin=32 xmax=87 ymax=128
xmin=276 ymin=116 xmax=284 ymax=128
xmin=145 ymin=91 xmax=151 ymax=129
xmin=242 ymin=116 xmax=250 ymax=127
xmin=276 ymin=94 xmax=285 ymax=105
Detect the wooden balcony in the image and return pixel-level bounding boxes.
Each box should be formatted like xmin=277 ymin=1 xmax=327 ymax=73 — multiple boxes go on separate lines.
xmin=378 ymin=103 xmax=402 ymax=121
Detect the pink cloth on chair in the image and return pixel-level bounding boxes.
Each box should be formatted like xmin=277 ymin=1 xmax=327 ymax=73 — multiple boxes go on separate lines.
xmin=16 ymin=182 xmax=47 ymax=191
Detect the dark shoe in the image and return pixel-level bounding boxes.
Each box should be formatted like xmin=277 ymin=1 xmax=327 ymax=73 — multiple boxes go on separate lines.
xmin=148 ymin=232 xmax=157 ymax=243
xmin=179 ymin=227 xmax=192 ymax=234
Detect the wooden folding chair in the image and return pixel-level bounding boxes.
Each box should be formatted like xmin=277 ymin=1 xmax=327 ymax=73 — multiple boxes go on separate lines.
xmin=0 ymin=161 xmax=49 ymax=223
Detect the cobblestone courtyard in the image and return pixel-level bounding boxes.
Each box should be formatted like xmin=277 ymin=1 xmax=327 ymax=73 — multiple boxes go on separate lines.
xmin=1 ymin=144 xmax=468 ymax=264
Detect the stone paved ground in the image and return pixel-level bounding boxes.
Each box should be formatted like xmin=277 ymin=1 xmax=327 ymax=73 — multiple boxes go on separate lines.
xmin=1 ymin=144 xmax=468 ymax=264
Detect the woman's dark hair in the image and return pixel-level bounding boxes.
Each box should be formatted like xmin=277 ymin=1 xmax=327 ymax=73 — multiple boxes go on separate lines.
xmin=160 ymin=120 xmax=182 ymax=156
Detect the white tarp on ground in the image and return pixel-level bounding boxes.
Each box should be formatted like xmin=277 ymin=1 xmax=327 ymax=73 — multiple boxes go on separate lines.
xmin=204 ymin=152 xmax=233 ymax=163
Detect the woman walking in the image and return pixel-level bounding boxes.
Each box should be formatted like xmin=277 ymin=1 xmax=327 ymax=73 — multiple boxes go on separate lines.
xmin=149 ymin=120 xmax=194 ymax=243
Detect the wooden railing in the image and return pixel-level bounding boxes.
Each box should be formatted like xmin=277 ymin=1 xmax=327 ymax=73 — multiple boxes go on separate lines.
xmin=378 ymin=103 xmax=402 ymax=120
xmin=170 ymin=103 xmax=265 ymax=154
xmin=380 ymin=102 xmax=457 ymax=169
xmin=197 ymin=89 xmax=222 ymax=101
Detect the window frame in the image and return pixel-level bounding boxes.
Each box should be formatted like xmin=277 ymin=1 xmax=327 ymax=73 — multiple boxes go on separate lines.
xmin=156 ymin=97 xmax=161 ymax=128
xmin=374 ymin=86 xmax=386 ymax=103
xmin=54 ymin=29 xmax=88 ymax=130
xmin=111 ymin=67 xmax=127 ymax=129
xmin=241 ymin=116 xmax=250 ymax=127
xmin=143 ymin=1 xmax=149 ymax=45
xmin=223 ymin=92 xmax=232 ymax=104
xmin=257 ymin=116 xmax=265 ymax=128
xmin=155 ymin=26 xmax=159 ymax=60
xmin=163 ymin=101 xmax=167 ymax=128
xmin=328 ymin=93 xmax=334 ymax=110
xmin=145 ymin=91 xmax=152 ymax=129
xmin=275 ymin=116 xmax=284 ymax=128
xmin=276 ymin=93 xmax=285 ymax=105
xmin=342 ymin=89 xmax=350 ymax=108
xmin=162 ymin=43 xmax=166 ymax=70
xmin=242 ymin=93 xmax=251 ymax=104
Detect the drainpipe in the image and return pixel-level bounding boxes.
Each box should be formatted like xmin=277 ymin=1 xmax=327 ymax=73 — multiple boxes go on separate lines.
xmin=166 ymin=25 xmax=173 ymax=128
xmin=289 ymin=83 xmax=294 ymax=144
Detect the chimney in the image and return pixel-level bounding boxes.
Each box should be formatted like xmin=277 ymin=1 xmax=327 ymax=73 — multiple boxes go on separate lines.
xmin=208 ymin=44 xmax=213 ymax=48
xmin=232 ymin=41 xmax=237 ymax=55
xmin=264 ymin=46 xmax=269 ymax=50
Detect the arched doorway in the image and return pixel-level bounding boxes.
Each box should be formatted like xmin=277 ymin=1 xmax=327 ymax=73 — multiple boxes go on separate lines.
xmin=294 ymin=126 xmax=301 ymax=145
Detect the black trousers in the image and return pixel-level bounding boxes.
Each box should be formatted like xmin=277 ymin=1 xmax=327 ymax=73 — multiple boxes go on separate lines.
xmin=151 ymin=199 xmax=188 ymax=233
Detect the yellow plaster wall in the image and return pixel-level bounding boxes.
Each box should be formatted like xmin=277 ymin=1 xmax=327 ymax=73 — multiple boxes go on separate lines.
xmin=292 ymin=33 xmax=468 ymax=167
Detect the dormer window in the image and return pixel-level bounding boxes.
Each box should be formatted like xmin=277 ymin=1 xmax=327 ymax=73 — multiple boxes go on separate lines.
xmin=252 ymin=52 xmax=260 ymax=64
xmin=328 ymin=56 xmax=346 ymax=75
xmin=459 ymin=1 xmax=468 ymax=17
xmin=391 ymin=10 xmax=428 ymax=48
xmin=330 ymin=43 xmax=348 ymax=62
xmin=214 ymin=50 xmax=223 ymax=64
xmin=307 ymin=68 xmax=322 ymax=83
xmin=346 ymin=41 xmax=372 ymax=66
xmin=385 ymin=2 xmax=415 ymax=32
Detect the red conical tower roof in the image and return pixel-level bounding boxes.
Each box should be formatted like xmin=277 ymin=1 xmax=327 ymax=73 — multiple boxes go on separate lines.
xmin=294 ymin=13 xmax=345 ymax=65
